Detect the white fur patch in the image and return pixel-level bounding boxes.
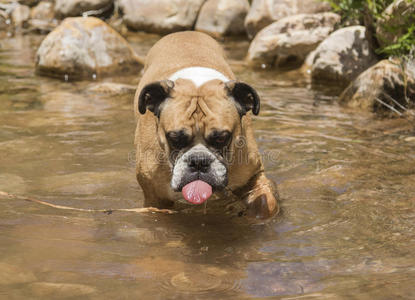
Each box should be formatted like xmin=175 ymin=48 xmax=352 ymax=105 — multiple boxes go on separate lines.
xmin=169 ymin=67 xmax=229 ymax=88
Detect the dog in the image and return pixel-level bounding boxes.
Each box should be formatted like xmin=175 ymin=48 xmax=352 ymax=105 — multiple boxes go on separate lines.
xmin=134 ymin=31 xmax=278 ymax=218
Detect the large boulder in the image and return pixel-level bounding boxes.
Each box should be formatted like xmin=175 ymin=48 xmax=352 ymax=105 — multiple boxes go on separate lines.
xmin=376 ymin=0 xmax=415 ymax=48
xmin=195 ymin=0 xmax=249 ymax=37
xmin=119 ymin=0 xmax=206 ymax=34
xmin=339 ymin=59 xmax=415 ymax=115
xmin=247 ymin=12 xmax=340 ymax=67
xmin=311 ymin=26 xmax=377 ymax=85
xmin=35 ymin=17 xmax=143 ymax=80
xmin=244 ymin=0 xmax=331 ymax=39
xmin=54 ymin=0 xmax=113 ymax=18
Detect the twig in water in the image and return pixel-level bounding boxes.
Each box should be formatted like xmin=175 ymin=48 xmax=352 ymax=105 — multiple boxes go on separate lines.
xmin=375 ymin=97 xmax=403 ymax=116
xmin=0 ymin=191 xmax=177 ymax=215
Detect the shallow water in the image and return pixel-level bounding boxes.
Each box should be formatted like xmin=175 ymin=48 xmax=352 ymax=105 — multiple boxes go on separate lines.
xmin=0 ymin=33 xmax=414 ymax=299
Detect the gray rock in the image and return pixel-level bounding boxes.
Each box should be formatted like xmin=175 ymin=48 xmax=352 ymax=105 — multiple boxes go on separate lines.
xmin=54 ymin=0 xmax=113 ymax=18
xmin=30 ymin=1 xmax=54 ymax=20
xmin=244 ymin=0 xmax=331 ymax=39
xmin=311 ymin=26 xmax=377 ymax=85
xmin=119 ymin=0 xmax=205 ymax=34
xmin=35 ymin=17 xmax=143 ymax=80
xmin=247 ymin=12 xmax=340 ymax=67
xmin=339 ymin=59 xmax=415 ymax=115
xmin=376 ymin=0 xmax=415 ymax=48
xmin=195 ymin=0 xmax=249 ymax=37
xmin=11 ymin=4 xmax=30 ymax=28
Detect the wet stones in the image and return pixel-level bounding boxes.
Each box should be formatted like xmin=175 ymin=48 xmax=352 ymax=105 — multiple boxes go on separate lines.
xmin=119 ymin=0 xmax=205 ymax=34
xmin=195 ymin=0 xmax=249 ymax=37
xmin=311 ymin=26 xmax=378 ymax=85
xmin=244 ymin=0 xmax=331 ymax=39
xmin=339 ymin=59 xmax=415 ymax=115
xmin=54 ymin=0 xmax=113 ymax=18
xmin=247 ymin=12 xmax=340 ymax=68
xmin=35 ymin=17 xmax=143 ymax=80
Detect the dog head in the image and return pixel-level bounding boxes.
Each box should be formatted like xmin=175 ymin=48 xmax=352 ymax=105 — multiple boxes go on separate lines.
xmin=138 ymin=78 xmax=260 ymax=195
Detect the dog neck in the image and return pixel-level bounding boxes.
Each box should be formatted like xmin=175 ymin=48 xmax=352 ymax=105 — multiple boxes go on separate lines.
xmin=169 ymin=67 xmax=229 ymax=88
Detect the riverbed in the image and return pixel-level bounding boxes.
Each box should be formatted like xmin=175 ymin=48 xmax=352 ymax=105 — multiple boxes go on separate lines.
xmin=0 ymin=33 xmax=414 ymax=299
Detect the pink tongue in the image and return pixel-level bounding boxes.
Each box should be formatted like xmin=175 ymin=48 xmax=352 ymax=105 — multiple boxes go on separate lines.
xmin=182 ymin=180 xmax=212 ymax=204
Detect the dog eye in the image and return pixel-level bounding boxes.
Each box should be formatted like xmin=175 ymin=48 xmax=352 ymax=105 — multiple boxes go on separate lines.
xmin=166 ymin=131 xmax=191 ymax=149
xmin=208 ymin=130 xmax=231 ymax=148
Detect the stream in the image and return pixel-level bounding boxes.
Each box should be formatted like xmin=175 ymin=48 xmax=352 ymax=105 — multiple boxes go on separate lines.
xmin=0 ymin=33 xmax=414 ymax=299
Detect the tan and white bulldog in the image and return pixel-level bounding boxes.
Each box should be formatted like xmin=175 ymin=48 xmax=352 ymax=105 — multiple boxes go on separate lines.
xmin=134 ymin=31 xmax=278 ymax=218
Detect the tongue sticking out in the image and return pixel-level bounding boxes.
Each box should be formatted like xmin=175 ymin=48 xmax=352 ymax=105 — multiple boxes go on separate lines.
xmin=182 ymin=180 xmax=212 ymax=204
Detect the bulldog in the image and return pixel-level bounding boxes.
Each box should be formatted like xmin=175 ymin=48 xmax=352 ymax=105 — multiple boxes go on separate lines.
xmin=134 ymin=31 xmax=279 ymax=218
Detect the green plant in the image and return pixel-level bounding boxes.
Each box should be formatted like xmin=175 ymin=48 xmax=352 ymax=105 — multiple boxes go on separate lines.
xmin=323 ymin=0 xmax=415 ymax=58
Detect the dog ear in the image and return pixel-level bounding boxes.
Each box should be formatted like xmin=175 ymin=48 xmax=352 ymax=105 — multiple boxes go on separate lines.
xmin=225 ymin=81 xmax=260 ymax=116
xmin=138 ymin=80 xmax=174 ymax=117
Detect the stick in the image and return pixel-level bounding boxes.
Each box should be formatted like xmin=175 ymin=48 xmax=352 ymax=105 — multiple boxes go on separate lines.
xmin=0 ymin=191 xmax=177 ymax=215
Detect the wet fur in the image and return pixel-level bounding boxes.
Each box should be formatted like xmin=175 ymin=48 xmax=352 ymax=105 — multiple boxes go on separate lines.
xmin=134 ymin=31 xmax=278 ymax=218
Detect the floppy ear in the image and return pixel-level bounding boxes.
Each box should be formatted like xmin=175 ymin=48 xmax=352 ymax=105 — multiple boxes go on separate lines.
xmin=138 ymin=80 xmax=174 ymax=117
xmin=225 ymin=81 xmax=260 ymax=116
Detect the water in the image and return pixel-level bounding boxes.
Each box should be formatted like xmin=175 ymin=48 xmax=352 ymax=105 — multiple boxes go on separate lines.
xmin=0 ymin=33 xmax=414 ymax=299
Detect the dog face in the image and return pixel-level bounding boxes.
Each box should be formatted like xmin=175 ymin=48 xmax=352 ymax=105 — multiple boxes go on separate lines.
xmin=138 ymin=78 xmax=260 ymax=193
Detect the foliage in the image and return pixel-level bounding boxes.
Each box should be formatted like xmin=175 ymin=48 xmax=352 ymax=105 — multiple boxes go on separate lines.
xmin=323 ymin=0 xmax=415 ymax=58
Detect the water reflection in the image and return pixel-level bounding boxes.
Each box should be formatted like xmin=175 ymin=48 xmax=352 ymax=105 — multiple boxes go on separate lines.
xmin=0 ymin=34 xmax=414 ymax=299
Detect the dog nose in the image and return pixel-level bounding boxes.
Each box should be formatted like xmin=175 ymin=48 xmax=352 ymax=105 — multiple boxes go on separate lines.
xmin=188 ymin=154 xmax=213 ymax=173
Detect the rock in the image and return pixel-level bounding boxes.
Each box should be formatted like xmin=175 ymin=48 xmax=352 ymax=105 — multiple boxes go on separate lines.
xmin=247 ymin=12 xmax=340 ymax=68
xmin=195 ymin=0 xmax=249 ymax=37
xmin=28 ymin=1 xmax=56 ymax=33
xmin=30 ymin=1 xmax=54 ymax=20
xmin=35 ymin=17 xmax=143 ymax=80
xmin=11 ymin=4 xmax=30 ymax=28
xmin=119 ymin=0 xmax=205 ymax=34
xmin=311 ymin=26 xmax=377 ymax=85
xmin=339 ymin=59 xmax=415 ymax=115
xmin=244 ymin=0 xmax=331 ymax=39
xmin=54 ymin=0 xmax=113 ymax=18
xmin=376 ymin=0 xmax=415 ymax=48
xmin=18 ymin=0 xmax=40 ymax=7
xmin=87 ymin=82 xmax=136 ymax=94
xmin=0 ymin=262 xmax=36 ymax=285
xmin=30 ymin=282 xmax=96 ymax=297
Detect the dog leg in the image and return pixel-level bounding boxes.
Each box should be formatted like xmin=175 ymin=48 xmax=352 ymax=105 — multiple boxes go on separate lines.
xmin=244 ymin=173 xmax=279 ymax=219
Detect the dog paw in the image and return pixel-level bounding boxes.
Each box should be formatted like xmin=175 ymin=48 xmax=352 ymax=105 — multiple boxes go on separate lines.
xmin=246 ymin=193 xmax=278 ymax=220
